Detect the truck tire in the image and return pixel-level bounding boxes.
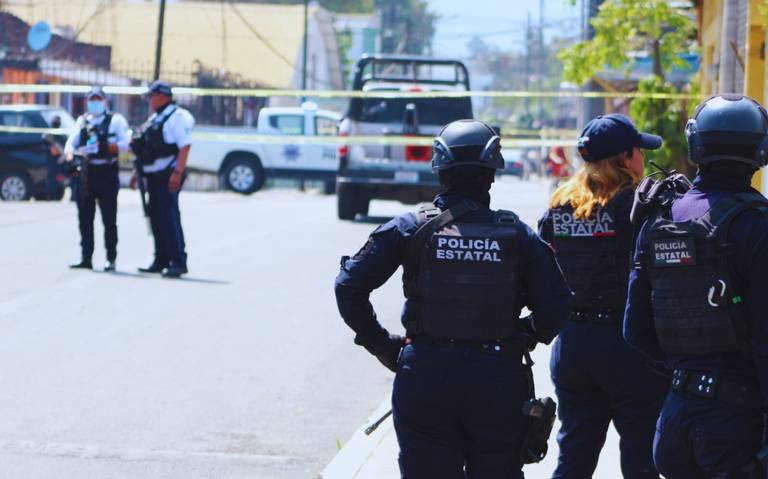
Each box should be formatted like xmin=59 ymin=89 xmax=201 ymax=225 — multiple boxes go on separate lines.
xmin=0 ymin=172 xmax=32 ymax=201
xmin=337 ymin=184 xmax=359 ymax=220
xmin=322 ymin=180 xmax=336 ymax=195
xmin=222 ymin=154 xmax=264 ymax=195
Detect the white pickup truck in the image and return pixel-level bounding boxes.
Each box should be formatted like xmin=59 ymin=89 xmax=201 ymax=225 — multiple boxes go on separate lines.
xmin=187 ymin=102 xmax=341 ymax=194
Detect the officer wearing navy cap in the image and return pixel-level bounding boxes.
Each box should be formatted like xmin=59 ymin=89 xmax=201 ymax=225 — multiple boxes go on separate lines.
xmin=335 ymin=119 xmax=572 ymax=477
xmin=625 ymin=96 xmax=768 ymax=478
xmin=130 ymin=80 xmax=195 ymax=278
xmin=64 ymin=85 xmax=130 ymax=271
xmin=539 ymin=113 xmax=668 ymax=479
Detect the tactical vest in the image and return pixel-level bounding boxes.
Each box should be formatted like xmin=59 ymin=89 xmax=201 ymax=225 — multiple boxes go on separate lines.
xmin=403 ymin=203 xmax=524 ymax=341
xmin=549 ymin=194 xmax=628 ymax=314
xmin=78 ymin=114 xmax=115 ymax=160
xmin=640 ymin=191 xmax=768 ymax=356
xmin=137 ymin=105 xmax=180 ymax=164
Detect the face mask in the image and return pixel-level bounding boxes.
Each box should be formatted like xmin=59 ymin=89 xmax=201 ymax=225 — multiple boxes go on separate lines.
xmin=87 ymin=100 xmax=106 ymax=116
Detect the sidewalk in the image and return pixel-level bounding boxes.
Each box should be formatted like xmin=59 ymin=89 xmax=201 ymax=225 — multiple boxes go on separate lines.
xmin=319 ymin=346 xmax=624 ymax=478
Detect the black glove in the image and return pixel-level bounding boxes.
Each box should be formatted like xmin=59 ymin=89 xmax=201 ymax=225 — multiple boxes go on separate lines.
xmin=375 ymin=334 xmax=405 ymax=372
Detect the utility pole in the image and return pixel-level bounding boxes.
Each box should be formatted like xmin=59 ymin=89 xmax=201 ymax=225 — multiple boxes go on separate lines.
xmin=538 ymin=0 xmax=545 ymax=128
xmin=153 ymin=0 xmax=167 ymax=81
xmin=302 ymin=0 xmax=309 ymax=92
xmin=524 ymin=13 xmax=531 ymax=119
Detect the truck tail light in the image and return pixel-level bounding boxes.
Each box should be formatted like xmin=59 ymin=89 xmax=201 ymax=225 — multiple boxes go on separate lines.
xmin=405 ymin=142 xmax=430 ymax=162
xmin=338 ymin=131 xmax=349 ymax=158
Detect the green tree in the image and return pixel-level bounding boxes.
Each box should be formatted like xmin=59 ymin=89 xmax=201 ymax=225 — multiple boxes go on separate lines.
xmin=559 ymin=0 xmax=697 ymax=173
xmin=375 ymin=0 xmax=437 ymax=55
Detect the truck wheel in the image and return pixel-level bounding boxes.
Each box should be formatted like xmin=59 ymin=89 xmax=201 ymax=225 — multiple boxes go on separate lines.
xmin=322 ymin=180 xmax=336 ymax=195
xmin=223 ymin=155 xmax=264 ymax=195
xmin=357 ymin=196 xmax=370 ymax=216
xmin=0 ymin=173 xmax=32 ymax=201
xmin=337 ymin=184 xmax=359 ymax=220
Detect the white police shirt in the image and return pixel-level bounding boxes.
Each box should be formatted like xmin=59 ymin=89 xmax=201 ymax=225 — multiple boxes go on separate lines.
xmin=64 ymin=112 xmax=131 ymax=165
xmin=142 ymin=105 xmax=195 ymax=173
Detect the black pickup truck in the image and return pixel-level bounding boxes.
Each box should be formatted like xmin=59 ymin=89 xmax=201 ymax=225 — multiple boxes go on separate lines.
xmin=0 ymin=105 xmax=74 ymax=201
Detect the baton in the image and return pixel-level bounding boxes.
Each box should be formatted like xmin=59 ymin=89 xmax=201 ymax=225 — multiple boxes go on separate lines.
xmin=365 ymin=409 xmax=392 ymax=436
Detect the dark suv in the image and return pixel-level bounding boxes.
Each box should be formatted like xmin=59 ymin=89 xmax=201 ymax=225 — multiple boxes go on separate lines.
xmin=336 ymin=55 xmax=473 ymax=220
xmin=0 ymin=105 xmax=75 ymax=201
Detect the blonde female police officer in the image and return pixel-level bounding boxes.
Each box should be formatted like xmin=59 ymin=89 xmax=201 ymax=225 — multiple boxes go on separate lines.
xmin=538 ymin=114 xmax=668 ymax=479
xmin=335 ymin=119 xmax=572 ymax=478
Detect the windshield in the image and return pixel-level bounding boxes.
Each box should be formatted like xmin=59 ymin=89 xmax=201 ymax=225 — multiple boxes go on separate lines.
xmin=357 ymin=97 xmax=473 ymax=126
xmin=40 ymin=109 xmax=76 ymax=130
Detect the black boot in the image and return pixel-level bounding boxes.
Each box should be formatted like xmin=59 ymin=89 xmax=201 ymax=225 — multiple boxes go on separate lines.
xmin=161 ymin=264 xmax=186 ymax=278
xmin=104 ymin=261 xmax=116 ymax=272
xmin=69 ymin=259 xmax=93 ymax=270
xmin=138 ymin=262 xmax=166 ymax=273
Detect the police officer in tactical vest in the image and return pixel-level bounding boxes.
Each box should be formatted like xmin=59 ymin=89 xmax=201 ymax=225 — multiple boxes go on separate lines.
xmin=335 ymin=120 xmax=572 ymax=478
xmin=130 ymin=81 xmax=195 ymax=278
xmin=64 ymin=86 xmax=130 ymax=271
xmin=539 ymin=114 xmax=668 ymax=479
xmin=625 ymin=95 xmax=768 ymax=478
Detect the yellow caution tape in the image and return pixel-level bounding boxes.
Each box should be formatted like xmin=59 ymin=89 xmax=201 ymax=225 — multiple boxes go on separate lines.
xmin=0 ymin=83 xmax=700 ymax=100
xmin=0 ymin=125 xmax=577 ymax=148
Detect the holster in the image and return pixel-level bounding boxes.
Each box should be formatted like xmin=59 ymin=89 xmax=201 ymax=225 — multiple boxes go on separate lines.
xmin=519 ymin=396 xmax=557 ymax=465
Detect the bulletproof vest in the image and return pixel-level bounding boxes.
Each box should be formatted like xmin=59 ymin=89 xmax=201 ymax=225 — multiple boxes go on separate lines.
xmin=640 ymin=191 xmax=768 ymax=356
xmin=78 ymin=114 xmax=115 ymax=159
xmin=549 ymin=194 xmax=628 ymax=313
xmin=137 ymin=105 xmax=180 ymax=164
xmin=403 ymin=204 xmax=524 ymax=341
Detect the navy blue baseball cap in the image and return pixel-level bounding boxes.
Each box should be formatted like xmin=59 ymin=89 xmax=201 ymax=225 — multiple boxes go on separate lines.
xmin=145 ymin=80 xmax=173 ymax=98
xmin=577 ymin=114 xmax=662 ymax=162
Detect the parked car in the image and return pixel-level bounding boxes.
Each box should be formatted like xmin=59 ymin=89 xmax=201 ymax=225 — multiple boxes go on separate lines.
xmin=187 ymin=102 xmax=341 ymax=195
xmin=336 ymin=55 xmax=474 ymax=220
xmin=0 ymin=105 xmax=74 ymax=201
xmin=501 ymin=148 xmax=528 ymax=179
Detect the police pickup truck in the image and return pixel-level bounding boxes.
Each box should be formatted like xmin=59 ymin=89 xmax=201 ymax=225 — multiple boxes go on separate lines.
xmin=188 ymin=102 xmax=341 ymax=194
xmin=336 ymin=55 xmax=473 ymax=220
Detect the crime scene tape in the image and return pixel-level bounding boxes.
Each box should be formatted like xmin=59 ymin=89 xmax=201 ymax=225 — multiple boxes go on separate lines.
xmin=0 ymin=84 xmax=700 ymax=100
xmin=0 ymin=125 xmax=577 ymax=148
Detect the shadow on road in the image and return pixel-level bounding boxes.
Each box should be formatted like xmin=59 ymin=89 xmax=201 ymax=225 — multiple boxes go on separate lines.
xmin=96 ymin=270 xmax=230 ymax=285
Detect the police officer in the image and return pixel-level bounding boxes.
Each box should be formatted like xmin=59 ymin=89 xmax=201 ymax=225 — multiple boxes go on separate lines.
xmin=130 ymin=81 xmax=194 ymax=278
xmin=335 ymin=120 xmax=572 ymax=478
xmin=539 ymin=114 xmax=668 ymax=479
xmin=625 ymin=95 xmax=768 ymax=478
xmin=64 ymin=86 xmax=130 ymax=271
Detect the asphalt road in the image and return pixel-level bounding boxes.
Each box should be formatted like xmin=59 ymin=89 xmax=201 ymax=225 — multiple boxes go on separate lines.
xmin=0 ymin=177 xmax=565 ymax=478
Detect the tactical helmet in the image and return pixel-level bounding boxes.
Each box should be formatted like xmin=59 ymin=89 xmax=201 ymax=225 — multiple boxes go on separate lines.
xmin=686 ymin=94 xmax=768 ymax=167
xmin=431 ymin=119 xmax=505 ymax=172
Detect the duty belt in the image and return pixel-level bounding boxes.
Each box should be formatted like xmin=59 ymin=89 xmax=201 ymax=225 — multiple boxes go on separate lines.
xmin=671 ymin=369 xmax=760 ymax=407
xmin=413 ymin=336 xmax=524 ymax=357
xmin=571 ymin=311 xmax=621 ymax=323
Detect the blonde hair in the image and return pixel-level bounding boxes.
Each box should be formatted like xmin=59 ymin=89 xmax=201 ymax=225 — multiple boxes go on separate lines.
xmin=549 ymin=154 xmax=641 ymax=220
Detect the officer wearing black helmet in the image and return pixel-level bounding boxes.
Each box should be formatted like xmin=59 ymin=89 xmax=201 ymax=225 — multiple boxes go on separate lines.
xmin=540 ymin=114 xmax=668 ymax=479
xmin=335 ymin=119 xmax=572 ymax=477
xmin=63 ymin=86 xmax=130 ymax=271
xmin=625 ymin=95 xmax=768 ymax=478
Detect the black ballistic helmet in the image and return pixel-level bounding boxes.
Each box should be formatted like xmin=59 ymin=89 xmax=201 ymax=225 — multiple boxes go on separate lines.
xmin=686 ymin=94 xmax=768 ymax=167
xmin=431 ymin=119 xmax=505 ymax=172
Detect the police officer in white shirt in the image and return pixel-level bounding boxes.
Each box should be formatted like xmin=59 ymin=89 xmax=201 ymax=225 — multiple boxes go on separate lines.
xmin=64 ymin=86 xmax=130 ymax=272
xmin=130 ymin=81 xmax=195 ymax=278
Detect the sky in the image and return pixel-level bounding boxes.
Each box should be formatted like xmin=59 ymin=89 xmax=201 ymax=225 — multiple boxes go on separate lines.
xmin=427 ymin=0 xmax=583 ymax=59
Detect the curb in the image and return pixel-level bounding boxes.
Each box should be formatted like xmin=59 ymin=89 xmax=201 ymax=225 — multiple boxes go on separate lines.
xmin=318 ymin=397 xmax=395 ymax=479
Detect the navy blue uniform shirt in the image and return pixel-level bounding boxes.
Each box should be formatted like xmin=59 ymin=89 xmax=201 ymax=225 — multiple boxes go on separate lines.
xmin=624 ymin=173 xmax=768 ymax=409
xmin=334 ymin=193 xmax=573 ymax=357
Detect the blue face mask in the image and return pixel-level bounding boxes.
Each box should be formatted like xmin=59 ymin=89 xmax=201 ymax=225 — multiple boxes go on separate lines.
xmin=87 ymin=100 xmax=106 ymax=116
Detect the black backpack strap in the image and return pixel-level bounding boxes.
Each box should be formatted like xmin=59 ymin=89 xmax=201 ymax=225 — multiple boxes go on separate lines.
xmin=404 ymin=199 xmax=481 ymax=262
xmin=706 ymin=190 xmax=768 ymax=239
xmin=496 ymin=209 xmax=519 ymax=224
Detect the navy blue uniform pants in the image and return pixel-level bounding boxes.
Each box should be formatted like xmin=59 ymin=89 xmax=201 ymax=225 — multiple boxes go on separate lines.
xmin=654 ymin=390 xmax=763 ymax=478
xmin=146 ymin=170 xmax=187 ymax=269
xmin=76 ymin=165 xmax=119 ymax=262
xmin=550 ymin=321 xmax=668 ymax=479
xmin=393 ymin=342 xmax=530 ymax=479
